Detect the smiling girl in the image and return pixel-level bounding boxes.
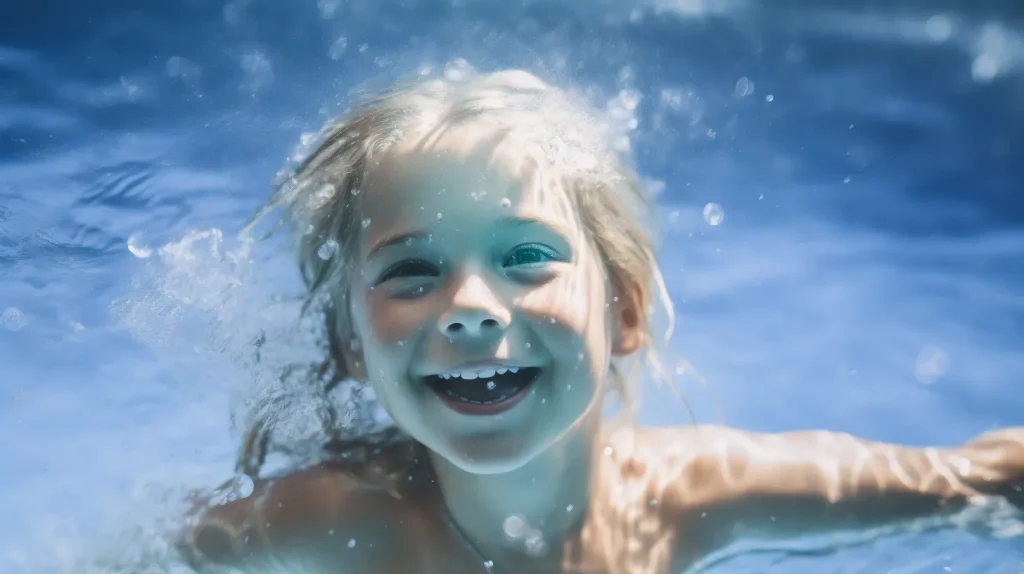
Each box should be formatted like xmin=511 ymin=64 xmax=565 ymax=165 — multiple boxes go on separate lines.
xmin=180 ymin=70 xmax=1024 ymax=574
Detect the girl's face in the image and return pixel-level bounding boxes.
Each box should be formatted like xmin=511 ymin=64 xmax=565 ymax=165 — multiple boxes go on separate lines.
xmin=346 ymin=124 xmax=640 ymax=473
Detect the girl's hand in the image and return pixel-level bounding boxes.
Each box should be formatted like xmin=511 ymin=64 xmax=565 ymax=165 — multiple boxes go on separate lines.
xmin=962 ymin=427 xmax=1024 ymax=504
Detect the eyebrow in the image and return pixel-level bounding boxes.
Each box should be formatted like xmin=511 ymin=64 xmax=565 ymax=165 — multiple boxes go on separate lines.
xmin=367 ymin=231 xmax=431 ymax=259
xmin=366 ymin=215 xmax=572 ymax=259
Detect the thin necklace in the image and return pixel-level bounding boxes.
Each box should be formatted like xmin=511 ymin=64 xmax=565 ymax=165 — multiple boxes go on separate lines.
xmin=439 ymin=500 xmax=496 ymax=573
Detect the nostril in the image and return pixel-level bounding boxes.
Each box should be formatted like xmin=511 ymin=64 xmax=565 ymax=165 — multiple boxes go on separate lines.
xmin=482 ymin=318 xmax=499 ymax=329
xmin=447 ymin=323 xmax=464 ymax=334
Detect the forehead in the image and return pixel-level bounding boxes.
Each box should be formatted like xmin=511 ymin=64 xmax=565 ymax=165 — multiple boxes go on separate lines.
xmin=359 ymin=122 xmax=582 ymax=244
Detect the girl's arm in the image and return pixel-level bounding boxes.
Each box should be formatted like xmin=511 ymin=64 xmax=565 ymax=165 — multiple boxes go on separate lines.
xmin=655 ymin=426 xmax=1024 ymax=560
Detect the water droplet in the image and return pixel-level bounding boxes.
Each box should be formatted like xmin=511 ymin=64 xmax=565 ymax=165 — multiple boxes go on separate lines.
xmin=487 ymin=381 xmax=496 ymax=390
xmin=347 ymin=538 xmax=357 ymax=548
xmin=525 ymin=342 xmax=531 ymax=349
xmin=362 ymin=218 xmax=372 ymax=228
xmin=649 ymin=498 xmax=659 ymax=507
xmin=351 ymin=187 xmax=361 ymax=196
xmin=2 ymin=308 xmax=26 ymax=332
xmin=604 ymin=445 xmax=614 ymax=456
xmin=499 ymin=197 xmax=511 ymax=208
xmin=318 ymin=240 xmax=338 ymax=260
xmin=483 ymin=560 xmax=494 ymax=570
xmin=765 ymin=94 xmax=774 ymax=102
xmin=549 ymin=318 xmax=555 ymax=324
xmin=566 ymin=504 xmax=574 ymax=512
xmin=436 ymin=212 xmax=443 ymax=223
xmin=703 ymin=202 xmax=724 ymax=226
xmin=734 ymin=77 xmax=755 ymax=97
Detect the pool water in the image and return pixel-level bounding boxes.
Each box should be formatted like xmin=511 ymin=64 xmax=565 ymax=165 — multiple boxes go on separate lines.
xmin=1 ymin=0 xmax=1023 ymax=572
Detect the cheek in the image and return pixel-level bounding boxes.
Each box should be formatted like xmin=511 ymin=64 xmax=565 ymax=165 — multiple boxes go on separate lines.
xmin=364 ymin=293 xmax=429 ymax=344
xmin=519 ymin=252 xmax=608 ymax=329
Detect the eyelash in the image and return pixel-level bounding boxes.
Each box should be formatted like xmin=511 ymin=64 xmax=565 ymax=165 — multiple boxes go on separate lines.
xmin=376 ymin=259 xmax=438 ymax=284
xmin=502 ymin=243 xmax=562 ymax=268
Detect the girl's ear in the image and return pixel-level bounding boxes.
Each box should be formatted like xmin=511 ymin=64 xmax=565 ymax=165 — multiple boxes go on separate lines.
xmin=611 ymin=282 xmax=644 ymax=356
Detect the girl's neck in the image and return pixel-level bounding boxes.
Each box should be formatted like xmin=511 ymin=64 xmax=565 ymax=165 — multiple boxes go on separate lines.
xmin=429 ymin=408 xmax=602 ymax=569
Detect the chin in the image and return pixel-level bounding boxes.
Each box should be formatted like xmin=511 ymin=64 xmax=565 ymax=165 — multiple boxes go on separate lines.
xmin=438 ymin=432 xmax=548 ymax=475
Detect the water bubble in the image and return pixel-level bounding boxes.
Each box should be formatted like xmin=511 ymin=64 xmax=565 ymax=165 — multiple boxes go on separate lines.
xmin=525 ymin=342 xmax=531 ymax=349
xmin=328 ymin=36 xmax=348 ymax=60
xmin=347 ymin=538 xmax=357 ymax=548
xmin=603 ymin=445 xmax=614 ymax=457
xmin=499 ymin=197 xmax=511 ymax=208
xmin=734 ymin=77 xmax=755 ymax=97
xmin=310 ymin=183 xmax=336 ymax=208
xmin=318 ymin=240 xmax=338 ymax=260
xmin=127 ymin=232 xmax=153 ymax=259
xmin=234 ymin=474 xmax=255 ymax=498
xmin=483 ymin=560 xmax=494 ymax=570
xmin=703 ymin=202 xmax=725 ymax=226
xmin=566 ymin=504 xmax=574 ymax=512
xmin=486 ymin=381 xmax=496 ymax=390
xmin=328 ymin=528 xmax=335 ymax=536
xmin=362 ymin=218 xmax=372 ymax=228
xmin=765 ymin=94 xmax=774 ymax=102
xmin=524 ymin=532 xmax=547 ymax=557
xmin=436 ymin=212 xmax=443 ymax=223
xmin=925 ymin=14 xmax=954 ymax=43
xmin=915 ymin=346 xmax=949 ymax=384
xmin=2 ymin=308 xmax=26 ymax=332
xmin=444 ymin=58 xmax=473 ymax=82
xmin=503 ymin=515 xmax=527 ymax=539
xmin=972 ymin=53 xmax=1000 ymax=83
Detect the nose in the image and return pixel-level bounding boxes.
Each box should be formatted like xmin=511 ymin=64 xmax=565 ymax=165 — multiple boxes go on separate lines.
xmin=438 ymin=273 xmax=511 ymax=339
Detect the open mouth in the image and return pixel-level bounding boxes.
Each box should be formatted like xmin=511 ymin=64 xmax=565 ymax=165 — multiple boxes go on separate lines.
xmin=424 ymin=366 xmax=542 ymax=414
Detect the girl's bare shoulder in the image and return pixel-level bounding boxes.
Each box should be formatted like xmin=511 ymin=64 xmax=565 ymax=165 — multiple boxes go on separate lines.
xmin=596 ymin=424 xmax=743 ymax=507
xmin=181 ymin=439 xmax=444 ymax=571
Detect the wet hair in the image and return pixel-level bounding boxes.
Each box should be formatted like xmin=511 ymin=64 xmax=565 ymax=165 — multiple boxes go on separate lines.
xmin=238 ymin=68 xmax=676 ymax=477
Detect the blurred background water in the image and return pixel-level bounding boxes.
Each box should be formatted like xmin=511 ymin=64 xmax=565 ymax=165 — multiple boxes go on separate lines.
xmin=1 ymin=0 xmax=1022 ymax=572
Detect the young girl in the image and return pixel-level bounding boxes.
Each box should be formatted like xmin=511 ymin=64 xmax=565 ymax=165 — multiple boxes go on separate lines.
xmin=180 ymin=69 xmax=1024 ymax=574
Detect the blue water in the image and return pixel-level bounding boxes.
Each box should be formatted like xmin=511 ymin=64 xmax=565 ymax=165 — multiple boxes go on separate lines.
xmin=1 ymin=0 xmax=1023 ymax=572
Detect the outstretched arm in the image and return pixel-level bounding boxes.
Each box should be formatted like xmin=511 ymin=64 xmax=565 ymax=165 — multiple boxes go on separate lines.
xmin=659 ymin=426 xmax=1024 ymax=560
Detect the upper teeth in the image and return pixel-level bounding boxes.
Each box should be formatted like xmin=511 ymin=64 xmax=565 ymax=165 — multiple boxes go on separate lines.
xmin=440 ymin=367 xmax=520 ymax=380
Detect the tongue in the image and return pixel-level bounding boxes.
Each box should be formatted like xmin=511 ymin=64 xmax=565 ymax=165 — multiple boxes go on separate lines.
xmin=432 ymin=370 xmax=532 ymax=404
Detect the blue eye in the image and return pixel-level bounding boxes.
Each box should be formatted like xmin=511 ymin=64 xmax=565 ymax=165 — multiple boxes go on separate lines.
xmin=502 ymin=244 xmax=560 ymax=268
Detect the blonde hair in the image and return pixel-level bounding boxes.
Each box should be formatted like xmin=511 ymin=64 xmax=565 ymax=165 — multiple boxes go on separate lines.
xmin=238 ymin=69 xmax=677 ymax=477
